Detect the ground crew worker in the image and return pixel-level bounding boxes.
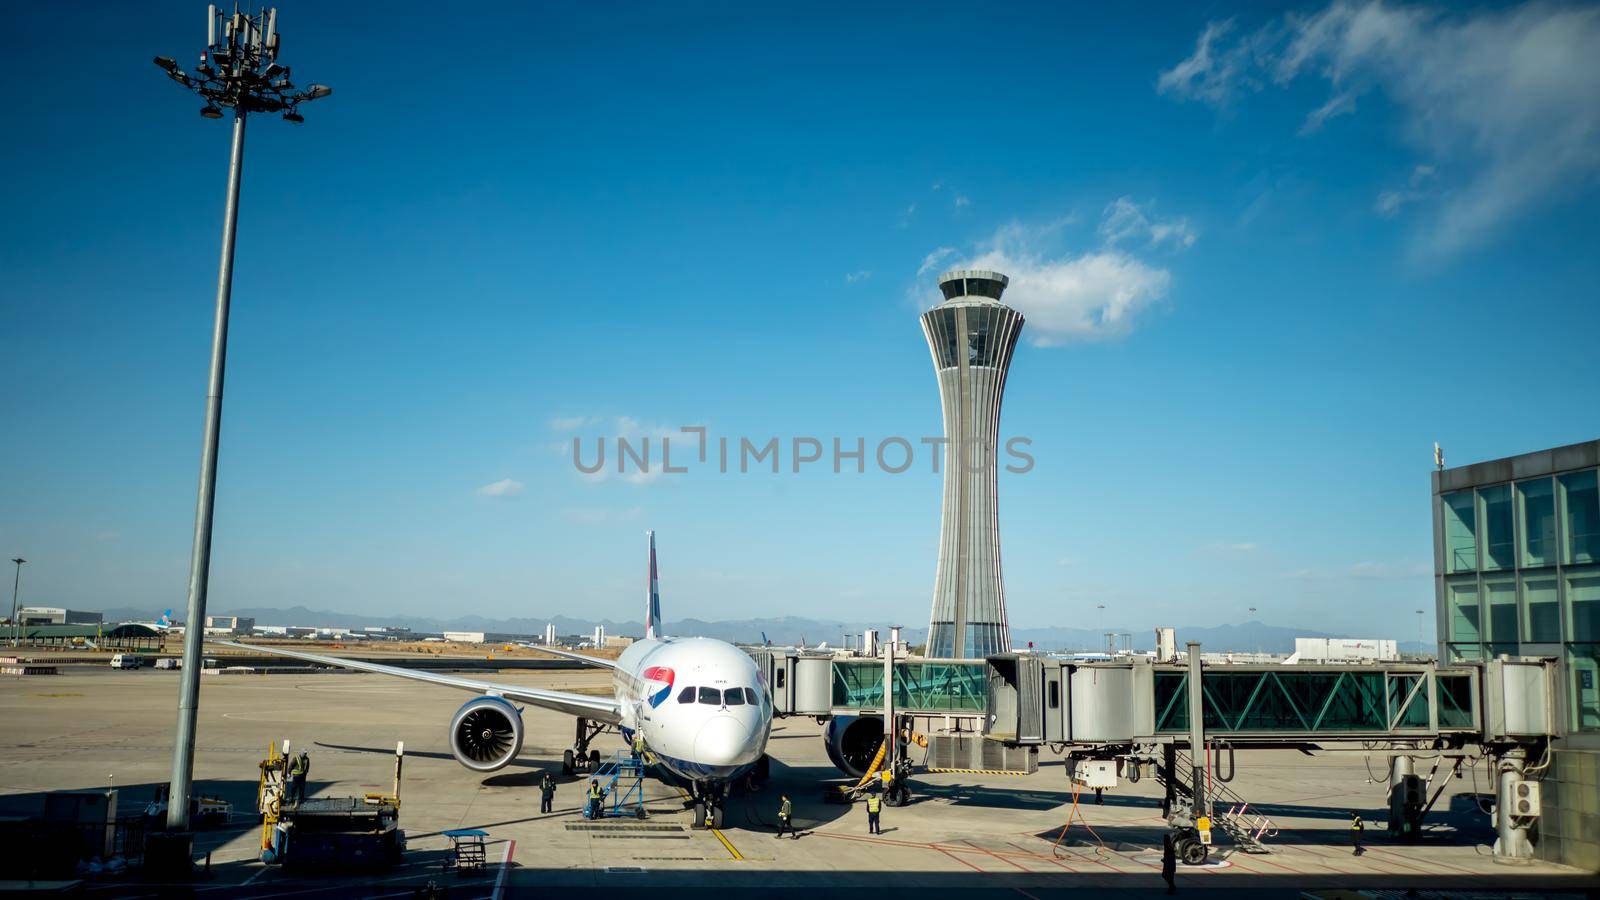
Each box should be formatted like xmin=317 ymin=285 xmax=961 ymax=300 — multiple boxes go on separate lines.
xmin=586 ymin=778 xmax=605 ymax=819
xmin=632 ymin=731 xmax=646 ymax=759
xmin=539 ymin=772 xmax=557 ymax=814
xmin=1161 ymin=833 xmax=1177 ymax=894
xmin=865 ymin=791 xmax=882 ymax=834
xmin=286 ymin=751 xmax=307 ymax=805
xmin=775 ymin=794 xmax=795 ymax=839
xmin=1350 ymin=811 xmax=1365 ymax=856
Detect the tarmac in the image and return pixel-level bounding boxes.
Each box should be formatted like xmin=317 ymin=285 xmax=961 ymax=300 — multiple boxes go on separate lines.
xmin=2 ymin=664 xmax=1597 ymax=898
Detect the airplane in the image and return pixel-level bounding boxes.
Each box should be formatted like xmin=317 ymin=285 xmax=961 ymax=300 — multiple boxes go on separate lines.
xmin=217 ymin=531 xmax=771 ymax=829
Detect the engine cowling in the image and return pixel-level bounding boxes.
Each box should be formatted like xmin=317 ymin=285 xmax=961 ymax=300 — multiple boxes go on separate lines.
xmin=449 ymin=695 xmax=524 ymax=772
xmin=824 ymin=715 xmax=884 ymax=778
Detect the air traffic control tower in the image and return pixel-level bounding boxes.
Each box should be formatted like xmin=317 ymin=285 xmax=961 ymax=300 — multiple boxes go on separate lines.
xmin=921 ymin=270 xmax=1024 ymax=659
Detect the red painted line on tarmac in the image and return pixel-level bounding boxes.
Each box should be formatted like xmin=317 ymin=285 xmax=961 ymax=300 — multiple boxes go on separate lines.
xmin=1006 ymin=841 xmax=1079 ymax=872
xmin=961 ymin=838 xmax=1031 ymax=872
xmin=937 ymin=846 xmax=987 ymax=872
xmin=491 ymin=838 xmax=515 ymax=900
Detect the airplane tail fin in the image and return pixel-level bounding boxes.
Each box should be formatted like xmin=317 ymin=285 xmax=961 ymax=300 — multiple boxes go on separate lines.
xmin=158 ymin=609 xmax=173 ymax=627
xmin=644 ymin=530 xmax=662 ymax=640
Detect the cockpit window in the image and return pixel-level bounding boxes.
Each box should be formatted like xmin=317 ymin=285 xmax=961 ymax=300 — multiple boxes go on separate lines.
xmin=697 ymin=686 xmax=720 ymax=705
xmin=743 ymin=687 xmax=759 ymax=705
xmin=724 ymin=688 xmax=744 ymax=706
xmin=677 ymin=686 xmax=695 ymax=703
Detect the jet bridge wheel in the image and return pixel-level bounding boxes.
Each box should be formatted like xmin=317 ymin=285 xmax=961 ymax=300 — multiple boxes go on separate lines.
xmin=1179 ymin=837 xmax=1208 ymax=866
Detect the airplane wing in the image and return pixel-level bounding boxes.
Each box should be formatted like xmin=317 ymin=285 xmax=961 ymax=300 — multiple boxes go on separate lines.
xmin=214 ymin=641 xmax=621 ymax=724
xmin=529 ymin=645 xmax=621 ymax=670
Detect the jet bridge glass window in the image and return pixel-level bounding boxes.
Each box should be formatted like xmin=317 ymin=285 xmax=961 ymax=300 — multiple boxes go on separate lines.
xmin=677 ymin=686 xmax=696 ymax=704
xmin=697 ymin=686 xmax=720 ymax=705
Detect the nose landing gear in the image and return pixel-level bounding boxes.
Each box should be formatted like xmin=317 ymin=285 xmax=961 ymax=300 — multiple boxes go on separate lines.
xmin=690 ymin=782 xmax=727 ymax=830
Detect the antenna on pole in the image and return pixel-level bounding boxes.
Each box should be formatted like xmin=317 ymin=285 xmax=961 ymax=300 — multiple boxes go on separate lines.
xmin=1434 ymin=442 xmax=1444 ymax=471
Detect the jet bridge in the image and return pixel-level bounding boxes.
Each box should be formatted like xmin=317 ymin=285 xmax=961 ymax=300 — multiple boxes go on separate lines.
xmin=749 ymin=645 xmax=1559 ymax=862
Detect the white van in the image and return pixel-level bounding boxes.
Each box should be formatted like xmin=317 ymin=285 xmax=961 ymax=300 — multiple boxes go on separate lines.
xmin=110 ymin=653 xmax=144 ymax=670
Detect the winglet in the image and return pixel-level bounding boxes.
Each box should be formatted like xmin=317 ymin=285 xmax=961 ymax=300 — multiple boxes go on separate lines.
xmin=645 ymin=530 xmax=662 ymax=640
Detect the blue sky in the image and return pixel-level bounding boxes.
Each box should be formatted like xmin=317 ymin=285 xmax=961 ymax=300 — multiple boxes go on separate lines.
xmin=2 ymin=2 xmax=1597 ymax=640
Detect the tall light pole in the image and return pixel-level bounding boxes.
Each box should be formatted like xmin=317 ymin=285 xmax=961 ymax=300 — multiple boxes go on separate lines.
xmin=8 ymin=558 xmax=24 ymax=647
xmin=154 ymin=5 xmax=330 ymax=836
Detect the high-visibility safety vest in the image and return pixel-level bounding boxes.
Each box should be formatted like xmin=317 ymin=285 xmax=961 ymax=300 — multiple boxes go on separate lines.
xmin=589 ymin=784 xmax=604 ymax=800
xmin=865 ymin=795 xmax=881 ymax=813
xmin=1351 ymin=818 xmax=1364 ymax=831
xmin=287 ymin=756 xmax=305 ymax=776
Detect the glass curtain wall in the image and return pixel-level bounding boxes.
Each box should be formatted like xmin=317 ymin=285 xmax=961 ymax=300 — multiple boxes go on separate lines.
xmin=1440 ymin=467 xmax=1600 ymax=730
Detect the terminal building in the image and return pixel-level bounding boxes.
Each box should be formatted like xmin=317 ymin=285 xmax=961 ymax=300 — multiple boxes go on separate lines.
xmin=1433 ymin=438 xmax=1599 ymax=870
xmin=16 ymin=607 xmax=103 ymax=626
xmin=920 ymin=270 xmax=1024 ymax=659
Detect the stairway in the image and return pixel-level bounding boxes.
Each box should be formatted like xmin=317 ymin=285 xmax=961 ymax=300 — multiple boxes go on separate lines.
xmin=592 ymin=750 xmax=647 ymax=819
xmin=1156 ymin=749 xmax=1278 ymax=854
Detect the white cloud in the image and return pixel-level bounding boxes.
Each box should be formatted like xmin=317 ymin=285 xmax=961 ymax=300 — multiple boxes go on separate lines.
xmin=1099 ymin=197 xmax=1197 ymax=249
xmin=1157 ymin=19 xmax=1266 ymax=106
xmin=569 ymin=416 xmax=690 ymax=486
xmin=954 ymin=195 xmax=971 ymax=208
xmin=1290 ymin=560 xmax=1431 ymax=580
xmin=922 ymin=201 xmax=1191 ymax=345
xmin=1162 ymin=1 xmax=1600 ymax=253
xmin=550 ymin=415 xmax=600 ymax=431
xmin=1204 ymin=541 xmax=1259 ymax=554
xmin=476 ymin=478 xmax=525 ymax=498
xmin=917 ymin=247 xmax=957 ymax=278
xmin=899 ymin=203 xmax=918 ymax=227
xmin=845 ymin=270 xmax=873 ymax=283
xmin=1374 ymin=164 xmax=1437 ymax=217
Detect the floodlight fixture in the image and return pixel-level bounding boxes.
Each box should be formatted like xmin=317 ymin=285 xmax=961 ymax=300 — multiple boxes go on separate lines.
xmin=155 ymin=5 xmax=331 ymax=123
xmin=151 ymin=3 xmax=331 ymax=838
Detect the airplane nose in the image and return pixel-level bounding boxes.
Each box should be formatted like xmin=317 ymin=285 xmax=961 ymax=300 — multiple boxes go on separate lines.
xmin=695 ymin=715 xmax=757 ymax=767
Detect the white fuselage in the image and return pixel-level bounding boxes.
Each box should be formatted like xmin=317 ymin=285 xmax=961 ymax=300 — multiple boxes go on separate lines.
xmin=609 ymin=636 xmax=771 ymax=783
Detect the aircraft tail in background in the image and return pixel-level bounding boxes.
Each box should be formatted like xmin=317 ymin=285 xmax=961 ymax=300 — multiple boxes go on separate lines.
xmin=645 ymin=530 xmax=662 ymax=640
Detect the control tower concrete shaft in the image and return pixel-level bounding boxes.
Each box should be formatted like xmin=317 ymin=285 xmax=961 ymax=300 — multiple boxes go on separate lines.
xmin=920 ymin=270 xmax=1024 ymax=659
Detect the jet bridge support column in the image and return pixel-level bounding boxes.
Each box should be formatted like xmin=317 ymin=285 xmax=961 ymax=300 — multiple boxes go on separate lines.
xmin=1493 ymin=748 xmax=1534 ymax=862
xmin=1387 ymin=755 xmax=1420 ymax=839
xmin=1186 ymin=642 xmax=1207 ymax=828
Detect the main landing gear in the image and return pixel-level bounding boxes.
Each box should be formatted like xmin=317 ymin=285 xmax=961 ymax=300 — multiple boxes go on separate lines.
xmin=561 ymin=718 xmax=606 ymax=777
xmin=690 ymin=782 xmax=727 ymax=830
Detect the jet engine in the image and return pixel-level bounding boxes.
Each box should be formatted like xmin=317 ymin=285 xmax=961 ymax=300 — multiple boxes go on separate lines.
xmin=449 ymin=695 xmax=524 ymax=772
xmin=823 ymin=715 xmax=884 ymax=778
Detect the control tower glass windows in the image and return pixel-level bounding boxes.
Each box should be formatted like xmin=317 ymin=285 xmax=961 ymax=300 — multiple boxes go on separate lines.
xmin=967 ymin=306 xmax=996 ymax=367
xmin=1479 ymin=485 xmax=1515 ymax=570
xmin=1521 ymin=573 xmax=1560 ymax=643
xmin=1561 ymin=470 xmax=1600 ymax=565
xmin=927 ymin=308 xmax=962 ymax=369
xmin=1518 ymin=477 xmax=1557 ymax=568
xmin=1444 ymin=491 xmax=1477 ymax=572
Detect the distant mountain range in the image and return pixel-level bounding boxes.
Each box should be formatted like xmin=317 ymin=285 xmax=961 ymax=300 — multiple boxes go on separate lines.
xmin=89 ymin=604 xmax=1432 ymax=654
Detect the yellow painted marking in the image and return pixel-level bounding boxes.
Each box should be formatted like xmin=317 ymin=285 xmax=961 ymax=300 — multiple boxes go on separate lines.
xmin=924 ymin=767 xmax=1031 ymax=776
xmin=711 ymin=827 xmax=744 ymax=860
xmin=676 ymin=787 xmax=743 ymax=861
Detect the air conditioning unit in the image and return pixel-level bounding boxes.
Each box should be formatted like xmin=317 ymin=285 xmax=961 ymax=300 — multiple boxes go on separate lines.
xmin=1512 ymin=781 xmax=1541 ymax=817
